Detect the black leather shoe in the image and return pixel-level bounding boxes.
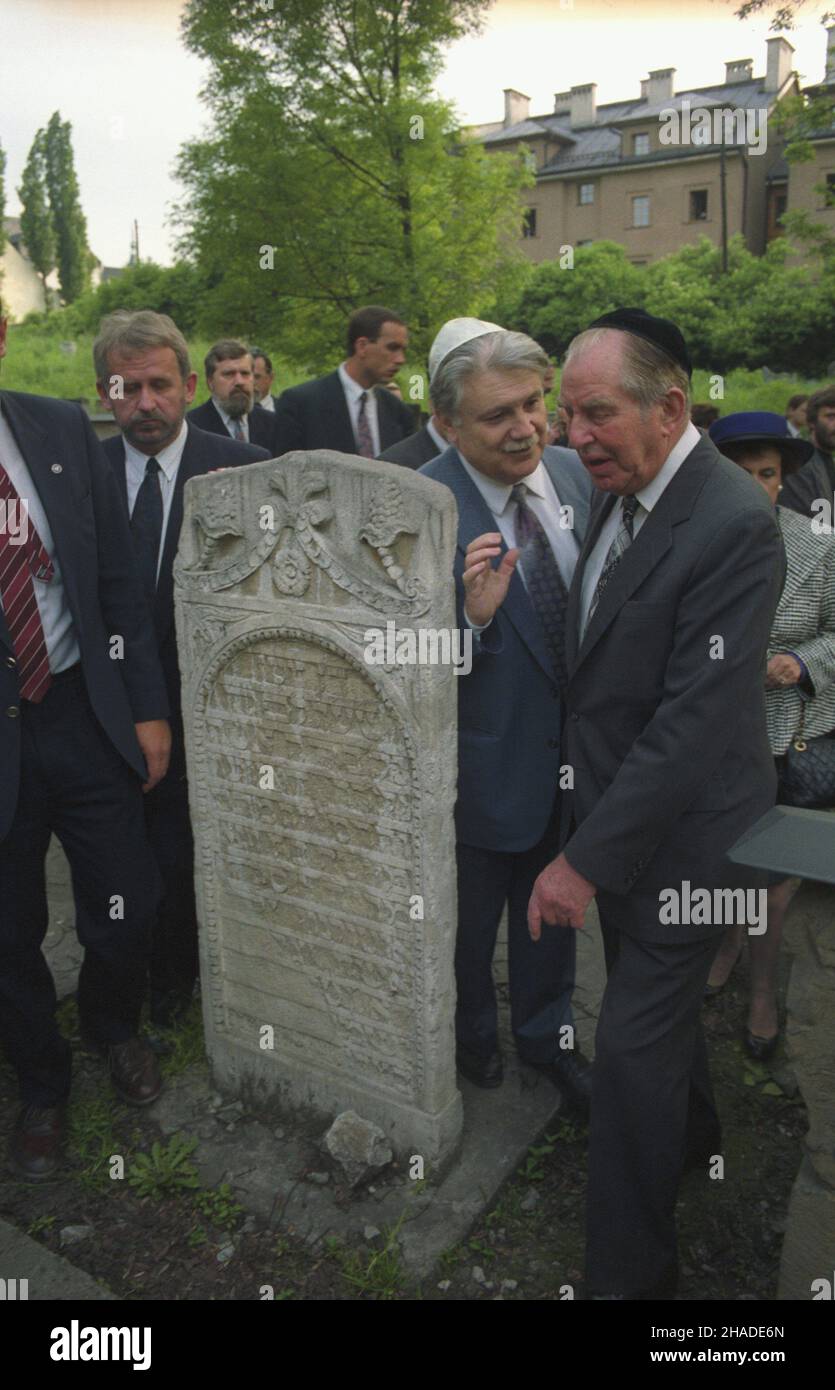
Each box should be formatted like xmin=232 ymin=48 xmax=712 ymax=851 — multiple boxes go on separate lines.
xmin=9 ymin=1103 xmax=66 ymax=1181
xmin=526 ymin=1051 xmax=592 ymax=1113
xmin=743 ymin=1029 xmax=778 ymax=1062
xmin=108 ymin=1037 xmax=163 ymax=1106
xmin=456 ymin=1046 xmax=503 ymax=1088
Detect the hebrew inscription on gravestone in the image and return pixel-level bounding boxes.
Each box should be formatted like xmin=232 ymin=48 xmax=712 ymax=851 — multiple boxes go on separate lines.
xmin=174 ymin=452 xmax=463 ymax=1164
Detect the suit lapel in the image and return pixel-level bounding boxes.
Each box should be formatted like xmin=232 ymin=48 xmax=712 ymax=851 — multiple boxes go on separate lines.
xmin=569 ymin=441 xmax=714 ymax=675
xmin=437 ymin=450 xmax=556 ymax=682
xmin=324 ymin=372 xmax=356 ymax=453
xmin=565 ymin=491 xmax=615 ymax=670
xmin=0 ymin=393 xmax=85 ymax=658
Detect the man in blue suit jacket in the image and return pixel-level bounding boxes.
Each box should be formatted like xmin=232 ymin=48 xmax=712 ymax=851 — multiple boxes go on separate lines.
xmin=94 ymin=311 xmax=270 ymax=1029
xmin=0 ymin=305 xmax=172 ymax=1178
xmin=420 ymin=321 xmax=592 ymax=1101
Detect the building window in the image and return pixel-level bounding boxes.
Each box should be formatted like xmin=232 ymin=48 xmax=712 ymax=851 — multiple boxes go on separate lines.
xmin=826 ymin=173 xmax=835 ymax=205
xmin=632 ymin=195 xmax=650 ymax=227
xmin=633 ymin=133 xmax=650 ymax=156
xmin=522 ymin=208 xmax=538 ymax=238
xmin=774 ymin=194 xmax=787 ymax=223
xmin=579 ymin=182 xmax=595 ymax=205
xmin=689 ymin=189 xmax=708 ymax=221
xmin=577 ymin=239 xmax=593 ymax=247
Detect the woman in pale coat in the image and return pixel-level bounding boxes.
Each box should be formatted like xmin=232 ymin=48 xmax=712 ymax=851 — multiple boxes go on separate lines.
xmin=706 ymin=412 xmax=835 ymax=1058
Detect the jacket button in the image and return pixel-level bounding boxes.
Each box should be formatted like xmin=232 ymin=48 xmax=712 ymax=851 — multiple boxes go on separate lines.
xmin=547 ymin=737 xmax=559 ymax=749
xmin=7 ymin=706 xmax=19 ymax=718
xmin=6 ymin=656 xmax=15 ymax=668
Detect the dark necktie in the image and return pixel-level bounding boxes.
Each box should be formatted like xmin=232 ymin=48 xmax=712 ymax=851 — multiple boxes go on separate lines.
xmin=0 ymin=461 xmax=54 ymax=703
xmin=512 ymin=482 xmax=569 ymax=689
xmin=356 ymin=392 xmax=374 ymax=458
xmin=130 ymin=457 xmax=163 ymax=599
xmin=231 ymin=417 xmax=245 ymax=441
xmin=587 ymin=493 xmax=640 ymax=627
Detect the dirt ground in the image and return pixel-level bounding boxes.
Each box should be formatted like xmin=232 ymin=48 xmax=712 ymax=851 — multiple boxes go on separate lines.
xmin=0 ymin=958 xmax=804 ymax=1302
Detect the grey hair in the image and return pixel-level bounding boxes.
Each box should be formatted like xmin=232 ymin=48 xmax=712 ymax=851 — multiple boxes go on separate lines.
xmin=564 ymin=327 xmax=691 ymax=412
xmin=431 ymin=331 xmax=549 ymax=421
xmin=93 ymin=310 xmax=191 ymax=383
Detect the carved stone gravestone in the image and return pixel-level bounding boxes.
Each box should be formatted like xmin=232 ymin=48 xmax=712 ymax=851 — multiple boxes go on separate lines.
xmin=174 ymin=451 xmax=463 ymax=1165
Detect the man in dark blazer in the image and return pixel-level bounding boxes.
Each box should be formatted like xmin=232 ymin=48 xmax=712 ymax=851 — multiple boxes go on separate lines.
xmin=779 ymin=384 xmax=835 ymax=519
xmin=377 ymin=416 xmax=446 ymax=470
xmin=528 ymin=309 xmax=786 ymax=1299
xmin=0 ymin=305 xmax=172 ymax=1179
xmin=251 ymin=348 xmax=280 ymax=414
xmin=187 ymin=338 xmax=277 ymax=452
xmin=421 ymin=321 xmax=593 ymax=1104
xmin=273 ymin=305 xmax=415 ymax=457
xmin=94 ymin=311 xmax=270 ymax=1029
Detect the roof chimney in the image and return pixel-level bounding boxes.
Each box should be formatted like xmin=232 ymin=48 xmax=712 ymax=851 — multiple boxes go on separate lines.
xmin=765 ymin=36 xmax=794 ymax=93
xmin=827 ymin=26 xmax=835 ymax=83
xmin=725 ymin=59 xmax=753 ymax=84
xmin=554 ymin=89 xmax=571 ymax=116
xmin=569 ymin=83 xmax=597 ymax=127
xmin=640 ymin=78 xmax=649 ymax=100
xmin=647 ymin=68 xmax=675 ymax=105
xmin=503 ymin=88 xmax=530 ymax=128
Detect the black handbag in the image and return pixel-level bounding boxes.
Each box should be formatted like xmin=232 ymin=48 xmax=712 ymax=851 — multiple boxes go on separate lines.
xmin=778 ymin=701 xmax=835 ymax=809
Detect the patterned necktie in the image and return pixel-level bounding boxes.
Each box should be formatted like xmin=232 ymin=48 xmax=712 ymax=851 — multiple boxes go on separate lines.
xmin=356 ymin=392 xmax=374 ymax=458
xmin=0 ymin=462 xmax=54 ymax=703
xmin=231 ymin=417 xmax=245 ymax=442
xmin=587 ymin=493 xmax=640 ymax=625
xmin=512 ymin=483 xmax=569 ymax=689
xmin=130 ymin=456 xmax=163 ymax=599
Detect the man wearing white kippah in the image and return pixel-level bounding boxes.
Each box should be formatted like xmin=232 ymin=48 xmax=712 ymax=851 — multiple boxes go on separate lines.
xmin=421 ymin=319 xmax=594 ymax=1109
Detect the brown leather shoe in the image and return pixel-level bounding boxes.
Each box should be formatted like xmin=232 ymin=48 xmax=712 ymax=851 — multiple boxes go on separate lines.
xmin=9 ymin=1104 xmax=66 ymax=1181
xmin=108 ymin=1037 xmax=162 ymax=1107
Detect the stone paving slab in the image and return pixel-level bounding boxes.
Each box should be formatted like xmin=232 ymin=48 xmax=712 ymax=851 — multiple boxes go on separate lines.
xmin=0 ymin=1218 xmax=116 ymax=1301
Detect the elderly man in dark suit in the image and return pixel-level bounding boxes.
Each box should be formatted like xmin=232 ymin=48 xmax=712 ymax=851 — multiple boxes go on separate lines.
xmin=421 ymin=320 xmax=593 ymax=1104
xmin=273 ymin=306 xmax=415 ymax=457
xmin=94 ymin=311 xmax=270 ymax=1029
xmin=187 ymin=339 xmax=277 ymax=452
xmin=528 ymin=309 xmax=785 ymax=1299
xmin=0 ymin=303 xmax=172 ymax=1179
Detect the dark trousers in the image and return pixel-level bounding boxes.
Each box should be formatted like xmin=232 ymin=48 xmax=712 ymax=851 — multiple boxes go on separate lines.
xmin=143 ymin=759 xmax=199 ymax=1001
xmin=0 ymin=668 xmax=160 ymax=1106
xmin=455 ymin=819 xmax=577 ymax=1063
xmin=586 ymin=916 xmax=721 ymax=1295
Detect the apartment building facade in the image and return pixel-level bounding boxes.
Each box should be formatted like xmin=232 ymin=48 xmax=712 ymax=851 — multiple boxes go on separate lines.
xmin=473 ymin=34 xmax=830 ymax=267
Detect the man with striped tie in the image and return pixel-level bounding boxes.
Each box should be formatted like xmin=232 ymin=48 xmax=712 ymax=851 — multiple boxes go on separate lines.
xmin=0 ymin=303 xmax=172 ymax=1179
xmin=528 ymin=309 xmax=785 ymax=1300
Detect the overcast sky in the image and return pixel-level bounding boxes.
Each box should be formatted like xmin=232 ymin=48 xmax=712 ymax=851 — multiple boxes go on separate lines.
xmin=1 ymin=0 xmax=832 ymax=266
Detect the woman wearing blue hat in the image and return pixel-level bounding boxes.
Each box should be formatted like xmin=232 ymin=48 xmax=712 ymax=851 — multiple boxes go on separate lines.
xmin=706 ymin=411 xmax=835 ymax=1058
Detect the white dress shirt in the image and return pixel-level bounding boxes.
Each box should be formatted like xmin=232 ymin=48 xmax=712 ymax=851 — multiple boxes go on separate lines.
xmin=124 ymin=419 xmax=189 ymax=584
xmin=338 ymin=362 xmax=380 ymax=456
xmin=259 ymin=393 xmax=276 ymax=412
xmin=579 ymin=421 xmax=701 ymax=637
xmin=212 ymin=398 xmax=249 ymax=442
xmin=459 ymin=453 xmax=580 ymax=591
xmin=0 ymin=405 xmax=80 ymax=673
xmin=427 ymin=417 xmax=449 ymax=454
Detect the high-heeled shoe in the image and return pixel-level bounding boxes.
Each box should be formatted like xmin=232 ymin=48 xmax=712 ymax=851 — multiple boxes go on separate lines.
xmin=743 ymin=1029 xmax=779 ymax=1062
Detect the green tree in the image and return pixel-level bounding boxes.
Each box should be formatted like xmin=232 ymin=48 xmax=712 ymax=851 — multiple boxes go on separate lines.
xmin=174 ymin=0 xmax=530 ymax=367
xmin=42 ymin=112 xmax=90 ymax=304
xmin=68 ymin=260 xmax=206 ymax=337
xmin=18 ymin=131 xmax=56 ymax=297
xmin=504 ymin=242 xmax=647 ymax=357
xmin=0 ymin=140 xmax=6 ymax=261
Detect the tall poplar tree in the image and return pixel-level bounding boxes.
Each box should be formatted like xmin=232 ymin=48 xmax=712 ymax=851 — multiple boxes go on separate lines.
xmin=18 ymin=131 xmax=56 ymax=296
xmin=42 ymin=112 xmax=90 ymax=303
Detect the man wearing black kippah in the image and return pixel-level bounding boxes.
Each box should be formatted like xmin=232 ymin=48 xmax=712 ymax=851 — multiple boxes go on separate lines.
xmin=527 ymin=309 xmax=785 ymax=1299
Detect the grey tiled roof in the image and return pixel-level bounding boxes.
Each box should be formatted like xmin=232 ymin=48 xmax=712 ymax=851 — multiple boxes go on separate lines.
xmin=481 ymin=76 xmax=778 ymax=176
